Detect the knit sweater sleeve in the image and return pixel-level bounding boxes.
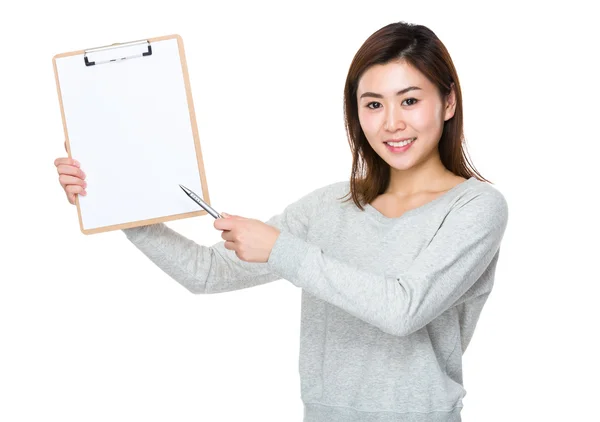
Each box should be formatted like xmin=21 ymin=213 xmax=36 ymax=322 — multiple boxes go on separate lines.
xmin=122 ymin=187 xmax=320 ymax=294
xmin=266 ymin=189 xmax=509 ymax=337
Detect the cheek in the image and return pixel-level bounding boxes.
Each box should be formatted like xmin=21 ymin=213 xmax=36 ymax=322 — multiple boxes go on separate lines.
xmin=407 ymin=110 xmax=429 ymax=130
xmin=413 ymin=104 xmax=442 ymax=131
xmin=358 ymin=110 xmax=380 ymax=137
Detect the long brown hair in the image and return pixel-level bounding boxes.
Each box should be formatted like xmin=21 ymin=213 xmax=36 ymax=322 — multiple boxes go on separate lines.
xmin=340 ymin=21 xmax=491 ymax=210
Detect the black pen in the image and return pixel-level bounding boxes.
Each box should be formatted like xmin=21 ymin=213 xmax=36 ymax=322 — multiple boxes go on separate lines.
xmin=179 ymin=184 xmax=223 ymax=219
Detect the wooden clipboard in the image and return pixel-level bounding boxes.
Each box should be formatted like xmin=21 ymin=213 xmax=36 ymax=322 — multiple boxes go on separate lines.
xmin=53 ymin=34 xmax=213 ymax=235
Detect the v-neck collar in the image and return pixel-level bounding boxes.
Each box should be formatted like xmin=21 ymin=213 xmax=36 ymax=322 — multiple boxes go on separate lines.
xmin=363 ymin=176 xmax=478 ymax=223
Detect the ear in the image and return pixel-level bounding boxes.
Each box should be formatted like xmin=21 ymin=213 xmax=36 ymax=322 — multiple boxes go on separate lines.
xmin=443 ymin=83 xmax=457 ymax=122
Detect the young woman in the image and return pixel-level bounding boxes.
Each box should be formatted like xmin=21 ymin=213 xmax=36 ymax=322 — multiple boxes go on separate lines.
xmin=54 ymin=21 xmax=508 ymax=422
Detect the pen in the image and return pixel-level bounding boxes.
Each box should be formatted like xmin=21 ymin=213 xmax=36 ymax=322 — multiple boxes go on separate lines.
xmin=179 ymin=184 xmax=223 ymax=219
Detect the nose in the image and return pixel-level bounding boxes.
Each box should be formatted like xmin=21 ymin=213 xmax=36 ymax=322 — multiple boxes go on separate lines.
xmin=384 ymin=104 xmax=406 ymax=132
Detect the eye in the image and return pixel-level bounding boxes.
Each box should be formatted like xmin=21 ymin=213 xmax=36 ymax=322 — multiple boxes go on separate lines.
xmin=366 ymin=101 xmax=382 ymax=110
xmin=402 ymin=98 xmax=418 ymax=106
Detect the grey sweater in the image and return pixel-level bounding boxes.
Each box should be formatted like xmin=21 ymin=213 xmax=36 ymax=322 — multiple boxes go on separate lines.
xmin=123 ymin=176 xmax=508 ymax=422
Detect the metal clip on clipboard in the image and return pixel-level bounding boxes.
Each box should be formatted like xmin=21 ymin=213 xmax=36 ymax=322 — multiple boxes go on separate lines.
xmin=84 ymin=39 xmax=153 ymax=66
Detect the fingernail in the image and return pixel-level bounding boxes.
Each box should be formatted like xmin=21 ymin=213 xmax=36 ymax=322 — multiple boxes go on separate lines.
xmin=74 ymin=160 xmax=80 ymax=167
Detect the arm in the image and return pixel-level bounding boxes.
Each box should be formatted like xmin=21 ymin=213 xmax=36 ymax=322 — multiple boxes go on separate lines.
xmin=266 ymin=190 xmax=509 ymax=337
xmin=123 ymin=188 xmax=318 ymax=294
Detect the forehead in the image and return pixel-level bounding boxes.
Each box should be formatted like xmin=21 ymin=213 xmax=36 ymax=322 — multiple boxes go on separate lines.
xmin=357 ymin=60 xmax=432 ymax=95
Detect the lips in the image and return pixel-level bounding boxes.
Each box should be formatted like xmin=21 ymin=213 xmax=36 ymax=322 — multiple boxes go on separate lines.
xmin=385 ymin=137 xmax=415 ymax=143
xmin=384 ymin=137 xmax=416 ymax=153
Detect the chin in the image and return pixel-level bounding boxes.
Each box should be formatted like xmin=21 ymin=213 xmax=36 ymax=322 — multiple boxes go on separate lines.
xmin=380 ymin=152 xmax=418 ymax=171
xmin=388 ymin=162 xmax=416 ymax=172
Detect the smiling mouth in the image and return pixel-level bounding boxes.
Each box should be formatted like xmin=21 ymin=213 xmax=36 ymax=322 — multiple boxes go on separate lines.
xmin=385 ymin=137 xmax=416 ymax=147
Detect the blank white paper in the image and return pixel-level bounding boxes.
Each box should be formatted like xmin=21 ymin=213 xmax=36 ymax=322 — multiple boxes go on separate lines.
xmin=55 ymin=38 xmax=206 ymax=231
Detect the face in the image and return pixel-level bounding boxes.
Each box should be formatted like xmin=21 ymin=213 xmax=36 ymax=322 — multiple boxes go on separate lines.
xmin=356 ymin=60 xmax=456 ymax=173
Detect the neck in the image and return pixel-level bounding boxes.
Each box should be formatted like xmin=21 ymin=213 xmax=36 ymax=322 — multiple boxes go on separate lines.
xmin=386 ymin=155 xmax=453 ymax=196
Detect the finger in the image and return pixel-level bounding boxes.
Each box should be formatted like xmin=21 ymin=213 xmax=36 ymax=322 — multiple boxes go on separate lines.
xmin=66 ymin=191 xmax=82 ymax=205
xmin=66 ymin=191 xmax=75 ymax=205
xmin=59 ymin=174 xmax=87 ymax=189
xmin=221 ymin=230 xmax=234 ymax=241
xmin=66 ymin=184 xmax=86 ymax=197
xmin=57 ymin=164 xmax=86 ymax=181
xmin=223 ymin=240 xmax=235 ymax=251
xmin=214 ymin=217 xmax=235 ymax=231
xmin=54 ymin=157 xmax=80 ymax=169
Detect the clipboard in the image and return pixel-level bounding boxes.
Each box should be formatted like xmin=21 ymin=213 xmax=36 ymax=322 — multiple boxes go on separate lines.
xmin=53 ymin=34 xmax=214 ymax=235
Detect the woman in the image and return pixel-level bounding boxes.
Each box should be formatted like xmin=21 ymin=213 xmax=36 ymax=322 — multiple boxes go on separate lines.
xmin=54 ymin=21 xmax=508 ymax=422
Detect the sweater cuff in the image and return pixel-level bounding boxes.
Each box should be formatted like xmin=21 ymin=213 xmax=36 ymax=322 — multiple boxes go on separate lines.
xmin=267 ymin=230 xmax=311 ymax=285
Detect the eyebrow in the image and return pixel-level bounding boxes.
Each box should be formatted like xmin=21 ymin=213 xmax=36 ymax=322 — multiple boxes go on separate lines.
xmin=359 ymin=86 xmax=422 ymax=99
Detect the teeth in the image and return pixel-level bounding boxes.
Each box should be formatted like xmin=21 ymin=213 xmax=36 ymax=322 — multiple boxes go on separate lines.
xmin=387 ymin=138 xmax=415 ymax=147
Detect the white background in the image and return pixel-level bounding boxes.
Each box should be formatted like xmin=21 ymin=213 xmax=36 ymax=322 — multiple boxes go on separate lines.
xmin=1 ymin=1 xmax=598 ymax=421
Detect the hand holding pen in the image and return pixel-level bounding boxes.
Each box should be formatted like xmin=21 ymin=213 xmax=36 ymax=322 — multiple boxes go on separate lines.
xmin=179 ymin=184 xmax=280 ymax=263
